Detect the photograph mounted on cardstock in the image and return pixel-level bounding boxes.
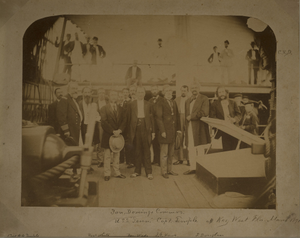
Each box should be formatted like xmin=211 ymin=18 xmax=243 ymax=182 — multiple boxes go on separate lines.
xmin=21 ymin=15 xmax=276 ymax=209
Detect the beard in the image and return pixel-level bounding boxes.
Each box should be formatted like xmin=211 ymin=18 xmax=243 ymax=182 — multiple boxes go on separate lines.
xmin=219 ymin=95 xmax=227 ymax=100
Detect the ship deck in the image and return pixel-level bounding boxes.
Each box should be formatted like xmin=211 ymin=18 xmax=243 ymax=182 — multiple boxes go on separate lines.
xmin=86 ymin=158 xmax=215 ymax=208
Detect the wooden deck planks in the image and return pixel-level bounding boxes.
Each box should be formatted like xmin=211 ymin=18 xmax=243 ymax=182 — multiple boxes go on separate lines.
xmin=89 ymin=160 xmax=214 ymax=208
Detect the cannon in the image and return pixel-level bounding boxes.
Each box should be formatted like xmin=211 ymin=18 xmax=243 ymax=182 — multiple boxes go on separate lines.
xmin=22 ymin=124 xmax=98 ymax=207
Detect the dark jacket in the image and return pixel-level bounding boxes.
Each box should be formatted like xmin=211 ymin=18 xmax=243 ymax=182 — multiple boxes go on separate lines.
xmin=100 ymin=103 xmax=127 ymax=149
xmin=149 ymin=95 xmax=163 ymax=133
xmin=246 ymin=49 xmax=260 ymax=67
xmin=210 ymin=99 xmax=241 ymax=139
xmin=239 ymin=111 xmax=259 ymax=135
xmin=48 ymin=100 xmax=60 ymax=134
xmin=155 ymin=97 xmax=181 ymax=144
xmin=125 ymin=66 xmax=142 ymax=83
xmin=126 ymin=100 xmax=154 ymax=146
xmin=56 ymin=94 xmax=84 ymax=145
xmin=185 ymin=94 xmax=211 ymax=147
xmin=90 ymin=45 xmax=106 ymax=64
xmin=210 ymin=99 xmax=241 ymax=122
xmin=207 ymin=52 xmax=220 ymax=63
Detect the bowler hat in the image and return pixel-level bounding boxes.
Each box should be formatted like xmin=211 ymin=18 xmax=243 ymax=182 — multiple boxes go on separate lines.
xmin=109 ymin=135 xmax=125 ymax=153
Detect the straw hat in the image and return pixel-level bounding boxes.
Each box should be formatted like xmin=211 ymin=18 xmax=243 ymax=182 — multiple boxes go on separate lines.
xmin=109 ymin=135 xmax=125 ymax=153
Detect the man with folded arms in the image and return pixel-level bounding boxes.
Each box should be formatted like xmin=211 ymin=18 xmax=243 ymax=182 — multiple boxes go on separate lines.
xmin=127 ymin=86 xmax=155 ymax=180
xmin=184 ymin=82 xmax=211 ymax=175
xmin=100 ymin=90 xmax=127 ymax=181
xmin=155 ymin=85 xmax=181 ymax=178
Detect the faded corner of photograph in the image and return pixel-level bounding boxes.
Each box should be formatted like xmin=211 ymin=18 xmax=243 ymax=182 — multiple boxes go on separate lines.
xmin=22 ymin=15 xmax=276 ymax=209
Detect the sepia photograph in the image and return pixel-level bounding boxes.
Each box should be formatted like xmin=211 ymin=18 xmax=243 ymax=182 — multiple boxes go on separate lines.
xmin=1 ymin=0 xmax=299 ymax=237
xmin=21 ymin=15 xmax=276 ymax=209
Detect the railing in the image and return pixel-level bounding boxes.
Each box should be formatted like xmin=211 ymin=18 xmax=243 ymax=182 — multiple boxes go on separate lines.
xmin=23 ymin=82 xmax=53 ymax=124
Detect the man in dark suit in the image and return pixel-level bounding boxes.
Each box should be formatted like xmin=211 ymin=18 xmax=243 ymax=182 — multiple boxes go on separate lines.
xmin=155 ymin=85 xmax=181 ymax=178
xmin=125 ymin=60 xmax=142 ymax=88
xmin=56 ymin=82 xmax=83 ymax=146
xmin=127 ymin=86 xmax=155 ymax=180
xmin=55 ymin=34 xmax=72 ymax=75
xmin=100 ymin=90 xmax=127 ymax=181
xmin=64 ymin=33 xmax=85 ymax=77
xmin=48 ymin=88 xmax=63 ymax=134
xmin=148 ymin=85 xmax=163 ymax=166
xmin=233 ymin=93 xmax=245 ymax=115
xmin=238 ymin=100 xmax=259 ymax=138
xmin=118 ymin=88 xmax=132 ymax=164
xmin=210 ymin=86 xmax=241 ymax=151
xmin=124 ymin=85 xmax=137 ymax=168
xmin=246 ymin=41 xmax=260 ymax=85
xmin=90 ymin=36 xmax=106 ymax=65
xmin=173 ymin=85 xmax=189 ymax=166
xmin=184 ymin=83 xmax=211 ymax=175
xmin=208 ymin=46 xmax=220 ymax=64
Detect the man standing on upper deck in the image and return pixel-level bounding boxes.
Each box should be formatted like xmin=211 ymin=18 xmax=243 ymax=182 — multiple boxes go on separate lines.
xmin=55 ymin=34 xmax=72 ymax=75
xmin=219 ymin=40 xmax=234 ymax=84
xmin=90 ymin=36 xmax=106 ymax=82
xmin=210 ymin=86 xmax=241 ymax=151
xmin=127 ymin=86 xmax=155 ymax=180
xmin=184 ymin=82 xmax=211 ymax=175
xmin=246 ymin=41 xmax=260 ymax=85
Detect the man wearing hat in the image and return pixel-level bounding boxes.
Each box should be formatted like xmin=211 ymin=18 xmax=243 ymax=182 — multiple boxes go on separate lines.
xmin=184 ymin=82 xmax=211 ymax=175
xmin=155 ymin=85 xmax=181 ymax=178
xmin=246 ymin=41 xmax=260 ymax=85
xmin=233 ymin=94 xmax=245 ymax=114
xmin=238 ymin=100 xmax=259 ymax=148
xmin=210 ymin=86 xmax=241 ymax=151
xmin=219 ymin=40 xmax=234 ymax=84
xmin=100 ymin=90 xmax=127 ymax=181
xmin=127 ymin=86 xmax=155 ymax=180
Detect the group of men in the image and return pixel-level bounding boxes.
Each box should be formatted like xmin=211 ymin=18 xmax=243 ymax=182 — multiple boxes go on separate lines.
xmin=48 ymin=81 xmax=259 ymax=181
xmin=208 ymin=40 xmax=261 ymax=85
xmin=55 ymin=33 xmax=106 ymax=78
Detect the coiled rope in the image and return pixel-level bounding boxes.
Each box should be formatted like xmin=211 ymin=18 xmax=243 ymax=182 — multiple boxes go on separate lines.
xmin=31 ymin=155 xmax=79 ymax=183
